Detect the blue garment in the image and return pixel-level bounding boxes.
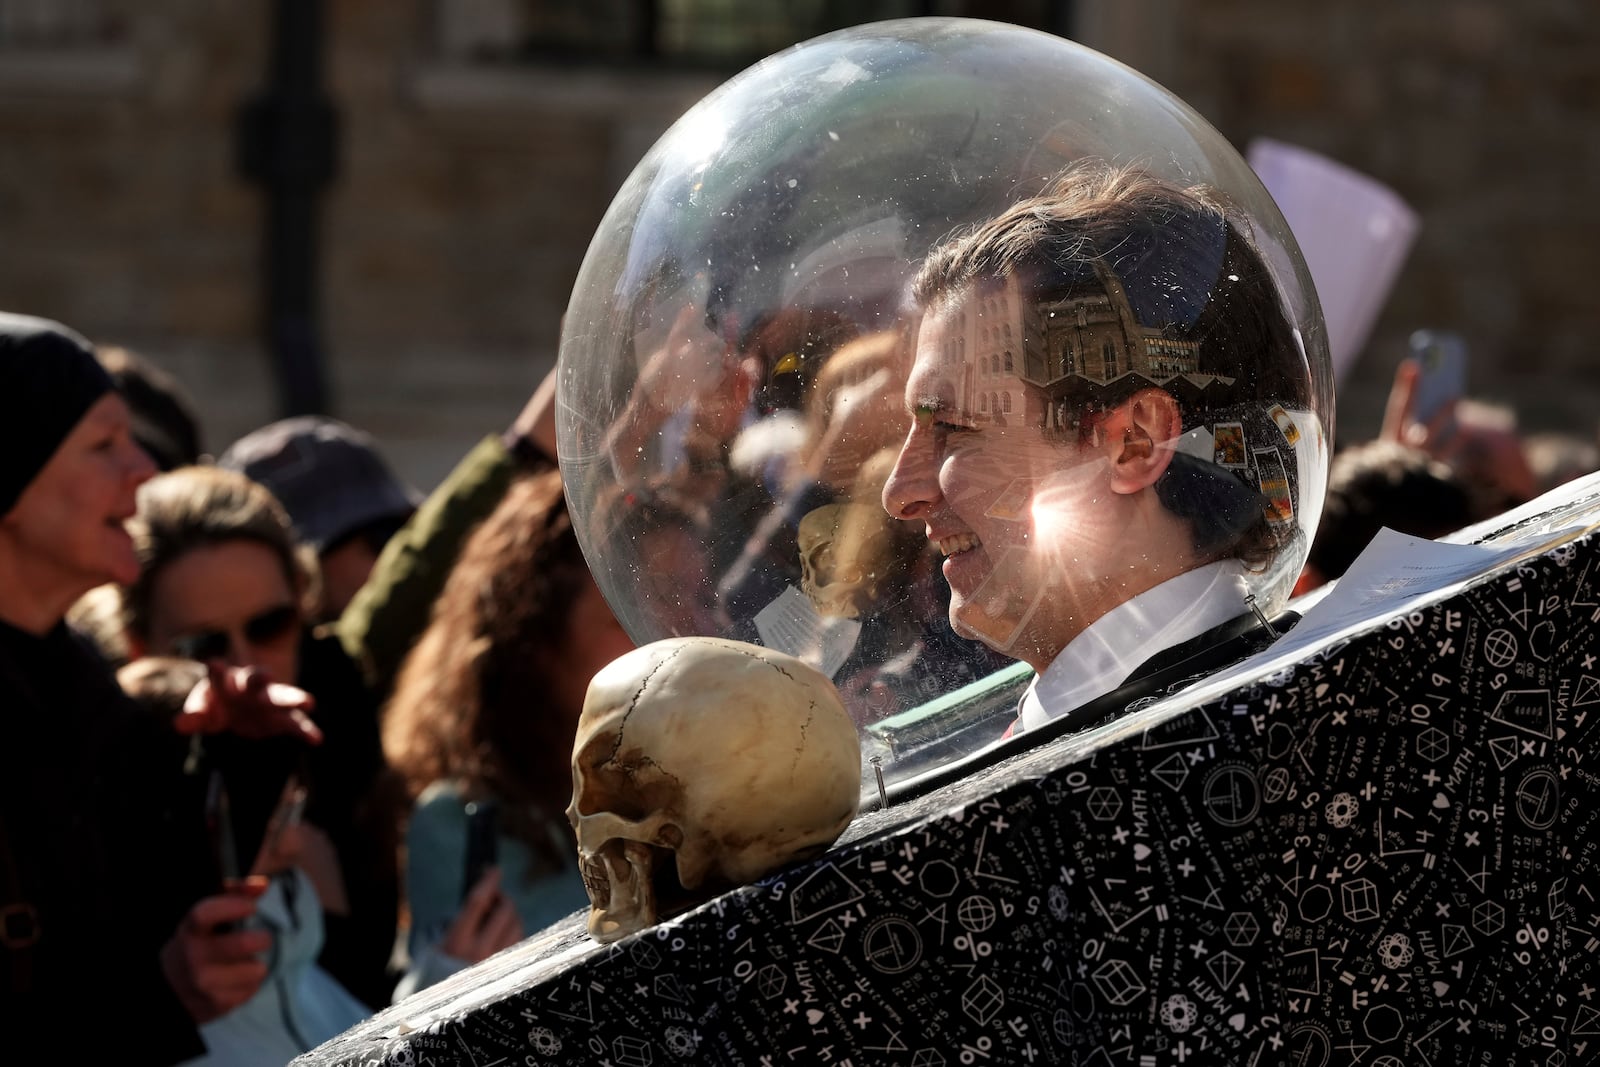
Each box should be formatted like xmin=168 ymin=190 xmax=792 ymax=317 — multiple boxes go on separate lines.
xmin=182 ymin=868 xmax=370 ymax=1066
xmin=396 ymin=780 xmax=588 ymax=999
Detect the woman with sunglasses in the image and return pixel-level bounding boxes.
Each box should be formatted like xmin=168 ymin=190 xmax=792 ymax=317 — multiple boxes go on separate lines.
xmin=120 ymin=467 xmax=314 ymax=691
xmin=0 ymin=312 xmax=319 ymax=1059
xmin=117 ymin=464 xmax=402 ymax=1016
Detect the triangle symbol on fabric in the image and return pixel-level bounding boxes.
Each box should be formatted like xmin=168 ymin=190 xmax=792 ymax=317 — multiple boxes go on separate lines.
xmin=1150 ymin=752 xmax=1191 ymax=791
xmin=1488 ymin=689 xmax=1554 ymax=738
xmin=1140 ymin=708 xmax=1221 ymax=750
xmin=1575 ymin=674 xmax=1600 ymax=707
xmin=1487 ymin=736 xmax=1521 ymax=770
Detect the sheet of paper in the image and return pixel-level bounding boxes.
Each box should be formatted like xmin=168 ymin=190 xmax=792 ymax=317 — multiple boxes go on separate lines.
xmin=1270 ymin=528 xmax=1541 ymax=656
xmin=754 ymin=585 xmax=862 ymax=679
xmin=1247 ymin=137 xmax=1419 ymax=384
xmin=1144 ymin=521 xmax=1593 ymax=719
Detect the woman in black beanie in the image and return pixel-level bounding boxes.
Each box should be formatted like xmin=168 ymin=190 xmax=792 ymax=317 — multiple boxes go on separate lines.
xmin=0 ymin=312 xmax=321 ymax=1059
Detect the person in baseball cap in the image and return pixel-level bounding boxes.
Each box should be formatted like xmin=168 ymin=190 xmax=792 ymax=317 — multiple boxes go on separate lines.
xmin=220 ymin=416 xmax=422 ymax=620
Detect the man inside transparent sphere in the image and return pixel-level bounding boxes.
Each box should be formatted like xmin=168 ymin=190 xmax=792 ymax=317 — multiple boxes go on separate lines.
xmin=882 ymin=162 xmax=1315 ymax=733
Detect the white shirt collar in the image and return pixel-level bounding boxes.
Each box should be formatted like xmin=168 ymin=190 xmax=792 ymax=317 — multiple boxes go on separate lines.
xmin=1017 ymin=559 xmax=1252 ymax=732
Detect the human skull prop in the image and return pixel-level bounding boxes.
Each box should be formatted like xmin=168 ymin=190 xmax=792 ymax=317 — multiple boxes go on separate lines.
xmin=797 ymin=502 xmax=895 ymax=619
xmin=568 ymin=636 xmax=861 ymax=943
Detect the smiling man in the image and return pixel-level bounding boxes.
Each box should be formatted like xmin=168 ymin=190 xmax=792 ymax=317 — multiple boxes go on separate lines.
xmin=882 ymin=163 xmax=1319 ymax=732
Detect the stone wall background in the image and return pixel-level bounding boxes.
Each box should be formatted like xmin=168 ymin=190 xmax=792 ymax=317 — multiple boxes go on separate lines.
xmin=0 ymin=0 xmax=1594 ymax=490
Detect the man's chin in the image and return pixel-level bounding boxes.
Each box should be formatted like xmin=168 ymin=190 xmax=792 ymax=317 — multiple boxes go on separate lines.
xmin=949 ymin=601 xmax=1019 ymax=656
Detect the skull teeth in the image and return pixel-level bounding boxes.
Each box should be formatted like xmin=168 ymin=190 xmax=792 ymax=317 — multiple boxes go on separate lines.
xmin=578 ymin=853 xmax=612 ymax=908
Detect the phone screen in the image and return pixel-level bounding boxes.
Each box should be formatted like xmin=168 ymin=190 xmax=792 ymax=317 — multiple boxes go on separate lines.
xmin=461 ymin=800 xmax=499 ymax=900
xmin=205 ymin=771 xmax=242 ymax=885
xmin=252 ymin=774 xmax=309 ymax=877
xmin=1407 ymin=329 xmax=1468 ymax=426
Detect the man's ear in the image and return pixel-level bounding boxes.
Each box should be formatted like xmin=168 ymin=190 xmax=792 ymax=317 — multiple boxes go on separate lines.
xmin=1103 ymin=388 xmax=1182 ymax=495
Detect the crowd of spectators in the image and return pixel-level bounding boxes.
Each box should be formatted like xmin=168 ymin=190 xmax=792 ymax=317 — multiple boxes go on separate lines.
xmin=1 ymin=297 xmax=1594 ymax=1063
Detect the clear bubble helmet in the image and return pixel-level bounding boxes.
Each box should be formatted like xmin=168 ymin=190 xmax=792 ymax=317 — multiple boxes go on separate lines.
xmin=557 ymin=17 xmax=1333 ymax=795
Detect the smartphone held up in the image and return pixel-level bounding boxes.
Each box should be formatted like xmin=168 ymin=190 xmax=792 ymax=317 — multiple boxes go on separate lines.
xmin=1406 ymin=329 xmax=1469 ymax=430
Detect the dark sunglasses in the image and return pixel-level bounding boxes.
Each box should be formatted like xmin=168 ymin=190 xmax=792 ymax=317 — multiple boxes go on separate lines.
xmin=172 ymin=604 xmax=300 ymax=664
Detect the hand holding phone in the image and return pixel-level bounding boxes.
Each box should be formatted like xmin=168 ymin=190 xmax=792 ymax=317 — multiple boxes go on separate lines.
xmin=440 ymin=865 xmax=524 ymax=964
xmin=161 ymin=880 xmax=273 ymax=1023
xmin=461 ymin=800 xmax=499 ymax=902
xmin=251 ymin=774 xmax=309 ymax=878
xmin=205 ymin=771 xmax=242 ymax=886
xmin=1405 ymin=329 xmax=1468 ymax=429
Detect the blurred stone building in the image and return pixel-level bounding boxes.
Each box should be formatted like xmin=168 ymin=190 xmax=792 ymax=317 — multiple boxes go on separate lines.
xmin=0 ymin=0 xmax=1595 ymax=488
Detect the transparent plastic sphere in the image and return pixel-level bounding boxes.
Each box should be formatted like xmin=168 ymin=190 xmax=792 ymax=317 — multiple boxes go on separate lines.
xmin=557 ymin=17 xmax=1332 ymax=794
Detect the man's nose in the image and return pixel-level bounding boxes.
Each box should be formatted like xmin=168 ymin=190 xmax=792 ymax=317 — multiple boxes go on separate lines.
xmin=882 ymin=430 xmax=938 ymax=521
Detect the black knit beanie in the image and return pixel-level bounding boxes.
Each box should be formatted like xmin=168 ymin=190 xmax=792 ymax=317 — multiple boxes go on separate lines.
xmin=0 ymin=312 xmax=115 ymax=517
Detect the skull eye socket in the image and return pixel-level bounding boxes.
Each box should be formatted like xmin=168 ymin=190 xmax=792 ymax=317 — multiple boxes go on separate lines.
xmin=572 ymin=741 xmax=686 ymax=823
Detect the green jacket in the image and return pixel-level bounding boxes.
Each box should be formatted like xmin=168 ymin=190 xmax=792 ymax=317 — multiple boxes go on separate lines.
xmin=335 ymin=434 xmax=522 ymax=701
